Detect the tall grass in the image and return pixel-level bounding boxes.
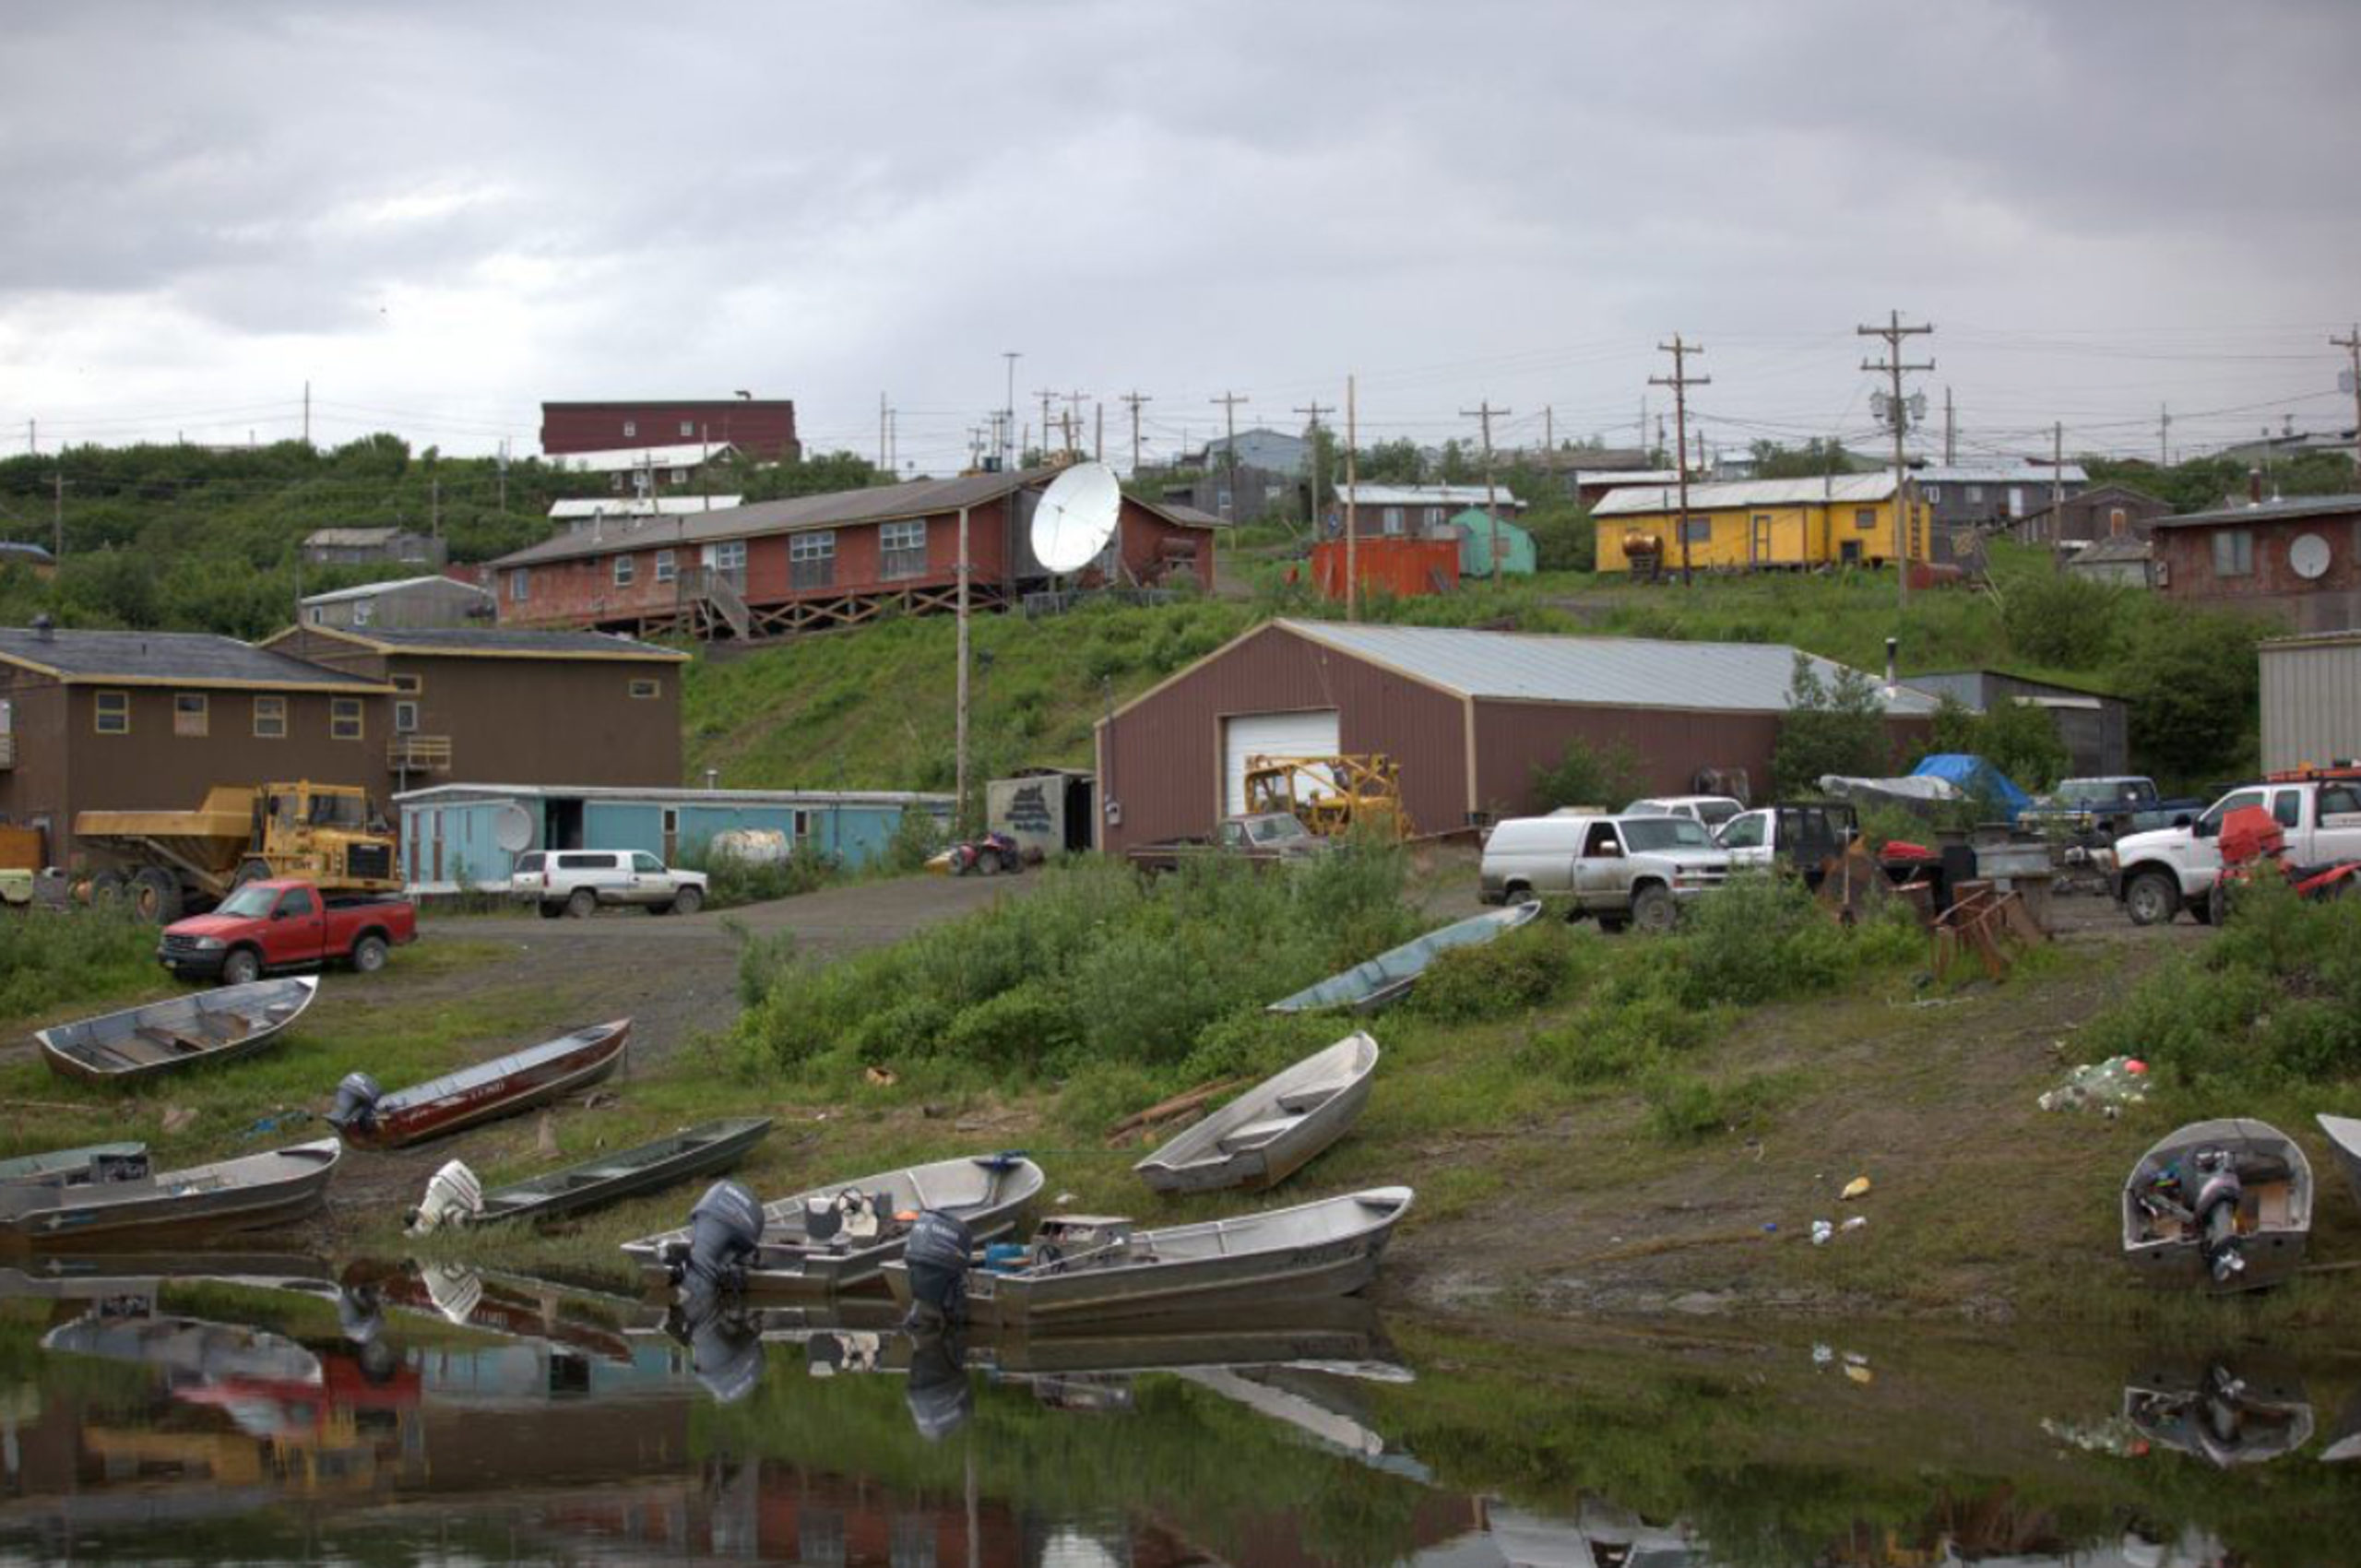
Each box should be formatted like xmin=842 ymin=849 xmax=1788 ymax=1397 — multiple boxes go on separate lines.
xmin=0 ymin=908 xmax=160 ymax=1018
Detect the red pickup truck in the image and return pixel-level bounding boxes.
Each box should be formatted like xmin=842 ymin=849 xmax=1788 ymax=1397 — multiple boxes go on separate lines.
xmin=158 ymin=878 xmax=418 ymax=985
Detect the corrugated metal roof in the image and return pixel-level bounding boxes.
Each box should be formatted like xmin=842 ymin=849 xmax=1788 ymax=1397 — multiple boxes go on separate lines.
xmin=545 ymin=442 xmax=737 ymax=473
xmin=1338 ymin=484 xmax=1526 ymax=509
xmin=547 ymin=495 xmax=743 ymax=519
xmin=1574 ymin=469 xmax=1689 ymax=487
xmin=2152 ymin=494 xmax=2361 ymax=530
xmin=491 ymin=468 xmax=1055 ymax=570
xmin=1277 ymin=620 xmax=1940 ymax=715
xmin=300 ymin=576 xmax=491 ymax=608
xmin=1592 ymin=474 xmax=1898 ymax=516
xmin=303 ymin=526 xmax=414 ymax=546
xmin=0 ymin=626 xmax=386 ymax=688
xmin=394 ymin=782 xmax=953 ymax=807
xmin=352 ymin=626 xmax=687 ymax=660
xmin=1916 ymin=463 xmax=2088 ymax=485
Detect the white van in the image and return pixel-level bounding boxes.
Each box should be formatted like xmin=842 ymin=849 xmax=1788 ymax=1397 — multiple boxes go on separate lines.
xmin=1480 ymin=813 xmax=1730 ymax=932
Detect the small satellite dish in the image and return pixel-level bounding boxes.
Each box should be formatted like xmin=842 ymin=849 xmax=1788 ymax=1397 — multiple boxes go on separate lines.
xmin=2289 ymin=532 xmax=2331 ymax=581
xmin=1031 ymin=462 xmax=1121 ymax=574
xmin=493 ymin=803 xmax=533 ymax=854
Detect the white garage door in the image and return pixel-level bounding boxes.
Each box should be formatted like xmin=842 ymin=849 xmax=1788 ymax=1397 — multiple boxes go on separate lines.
xmin=1224 ymin=709 xmax=1341 ymax=815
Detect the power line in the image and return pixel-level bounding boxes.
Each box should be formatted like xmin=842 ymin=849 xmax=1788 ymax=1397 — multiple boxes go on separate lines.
xmin=1857 ymin=309 xmax=1933 ymax=610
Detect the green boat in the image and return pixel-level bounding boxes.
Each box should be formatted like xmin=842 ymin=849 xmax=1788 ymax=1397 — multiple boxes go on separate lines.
xmin=1266 ymin=901 xmax=1542 ymax=1015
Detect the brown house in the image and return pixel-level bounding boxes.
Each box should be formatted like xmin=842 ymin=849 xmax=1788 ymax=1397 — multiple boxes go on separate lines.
xmin=540 ymin=398 xmax=800 ymax=461
xmin=0 ymin=623 xmax=395 ymax=867
xmin=1094 ymin=620 xmax=1937 ymax=854
xmin=261 ymin=624 xmax=688 ymax=791
xmin=485 ymin=467 xmax=1217 ymax=641
xmin=2152 ymin=494 xmax=2361 ymax=634
xmin=2018 ymin=482 xmax=2171 ymax=546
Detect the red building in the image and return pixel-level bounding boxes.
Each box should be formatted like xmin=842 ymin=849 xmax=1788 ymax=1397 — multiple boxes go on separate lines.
xmin=540 ymin=399 xmax=800 ymax=461
xmin=488 ymin=467 xmax=1217 ymax=640
xmin=2152 ymin=494 xmax=2361 ymax=634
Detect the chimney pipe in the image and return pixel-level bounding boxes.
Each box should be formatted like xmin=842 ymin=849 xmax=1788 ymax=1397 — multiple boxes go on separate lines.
xmin=2248 ymin=468 xmax=2263 ymax=505
xmin=1884 ymin=636 xmax=1898 ymax=689
xmin=32 ymin=612 xmax=53 ymax=643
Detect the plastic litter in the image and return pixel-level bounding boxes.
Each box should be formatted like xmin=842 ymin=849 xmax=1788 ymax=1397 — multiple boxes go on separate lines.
xmin=1841 ymin=1175 xmax=1871 ymax=1201
xmin=1841 ymin=1216 xmax=1868 ymax=1232
xmin=2037 ymin=1055 xmax=2150 ymax=1115
xmin=236 ymin=1107 xmax=312 ymax=1141
xmin=1810 ymin=1219 xmax=1834 ymax=1246
xmin=1762 ymin=1222 xmax=1779 ymax=1233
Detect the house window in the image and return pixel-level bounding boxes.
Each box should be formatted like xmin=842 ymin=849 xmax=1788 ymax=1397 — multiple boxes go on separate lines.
xmin=307 ymin=606 xmax=324 ymax=624
xmin=1966 ymin=485 xmax=1984 ymax=503
xmin=395 ymin=700 xmax=419 ymax=733
xmin=880 ymin=519 xmax=927 ymax=579
xmin=94 ymin=690 xmax=129 ymax=734
xmin=352 ymin=600 xmax=373 ymax=627
xmin=173 ymin=693 xmax=208 ymax=737
xmin=1382 ymin=506 xmax=1404 ymax=535
xmin=654 ymin=549 xmax=677 ymax=584
xmin=2211 ymin=529 xmax=2254 ymax=577
xmin=680 ymin=421 xmax=694 ymax=438
xmin=1680 ymin=517 xmax=1712 ymax=544
xmin=610 ymin=472 xmax=624 ymax=493
xmin=623 ymin=420 xmax=637 ymax=439
xmin=254 ymin=695 xmax=287 ymax=738
xmin=789 ymin=530 xmax=836 ymax=590
xmin=1855 ymin=507 xmax=1878 ymax=531
xmin=630 ymin=678 xmax=661 ymax=699
xmin=391 ymin=672 xmax=422 ymax=695
xmin=331 ymin=697 xmax=364 ymax=741
xmin=1924 ymin=484 xmax=1941 ymax=502
xmin=510 ymin=568 xmax=529 ymax=602
xmin=614 ymin=553 xmax=636 ymax=588
xmin=1426 ymin=507 xmax=1443 ymax=528
xmin=670 ymin=467 xmax=688 ymax=485
xmin=711 ymin=540 xmax=748 ymax=575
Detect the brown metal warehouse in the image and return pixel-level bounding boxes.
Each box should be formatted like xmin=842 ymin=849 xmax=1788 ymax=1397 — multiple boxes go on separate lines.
xmin=1093 ymin=620 xmax=1938 ymax=853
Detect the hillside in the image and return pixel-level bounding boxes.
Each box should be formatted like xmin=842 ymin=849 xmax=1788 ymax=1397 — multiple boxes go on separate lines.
xmin=682 ymin=541 xmax=2267 ymax=797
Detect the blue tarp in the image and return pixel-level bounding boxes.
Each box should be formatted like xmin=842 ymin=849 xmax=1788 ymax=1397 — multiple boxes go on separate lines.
xmin=1909 ymin=754 xmax=2034 ymax=821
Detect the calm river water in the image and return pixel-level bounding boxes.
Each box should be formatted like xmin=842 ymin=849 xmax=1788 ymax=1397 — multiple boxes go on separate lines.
xmin=3 ymin=1259 xmax=2355 ymax=1566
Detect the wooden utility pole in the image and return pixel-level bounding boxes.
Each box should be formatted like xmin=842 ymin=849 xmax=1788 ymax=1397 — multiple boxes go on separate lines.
xmin=1093 ymin=400 xmax=1103 ymax=464
xmin=2334 ymin=325 xmax=2361 ymax=455
xmin=303 ymin=380 xmax=312 ymax=446
xmin=1460 ymin=400 xmax=1511 ymax=585
xmin=955 ymin=504 xmax=971 ymax=831
xmin=1650 ymin=336 xmax=1708 ymax=587
xmin=1543 ymin=404 xmax=1553 ymax=458
xmin=1943 ymin=386 xmax=1955 ymax=465
xmin=1293 ymin=399 xmax=1333 ymax=533
xmin=2159 ymin=404 xmax=2172 ymax=469
xmin=1120 ymin=392 xmax=1151 ymax=474
xmin=1210 ymin=391 xmax=1248 ymax=521
xmin=53 ymin=469 xmax=65 ymax=560
xmin=1001 ymin=351 xmax=1021 ymax=471
xmin=1345 ymin=376 xmax=1359 ymax=623
xmin=879 ymin=393 xmax=889 ymax=471
xmin=1065 ymin=390 xmax=1089 ymax=458
xmin=1857 ymin=310 xmax=1934 ymax=609
xmin=1033 ymin=389 xmax=1057 ymax=463
xmin=2051 ymin=422 xmax=2066 ymax=542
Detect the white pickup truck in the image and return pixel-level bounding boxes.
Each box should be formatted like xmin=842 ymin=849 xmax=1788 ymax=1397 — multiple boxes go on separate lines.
xmin=2110 ymin=773 xmax=2361 ymax=925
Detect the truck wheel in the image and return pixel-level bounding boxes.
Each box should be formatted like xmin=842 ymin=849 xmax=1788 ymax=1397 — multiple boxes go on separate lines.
xmin=999 ymin=849 xmax=1022 ymax=875
xmin=977 ymin=849 xmax=999 ymax=876
xmin=1631 ymin=885 xmax=1678 ymax=934
xmin=670 ymin=886 xmax=704 ymax=916
xmin=131 ymin=868 xmax=183 ymax=925
xmin=2124 ymin=870 xmax=2179 ymax=927
xmin=351 ymin=933 xmax=390 ymax=974
xmin=566 ymin=888 xmax=598 ymax=919
xmin=536 ymin=901 xmax=564 ymax=921
xmin=89 ymin=872 xmax=125 ymax=908
xmin=2201 ymin=884 xmax=2226 ymax=926
xmin=232 ymin=858 xmax=273 ymax=888
xmin=222 ymin=948 xmax=263 ymax=987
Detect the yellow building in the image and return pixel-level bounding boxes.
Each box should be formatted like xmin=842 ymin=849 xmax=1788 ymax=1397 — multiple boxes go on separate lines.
xmin=1593 ymin=474 xmax=1931 ymax=575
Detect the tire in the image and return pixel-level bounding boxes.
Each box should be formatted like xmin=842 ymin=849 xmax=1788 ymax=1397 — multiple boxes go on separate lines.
xmin=1596 ymin=915 xmax=1629 ymax=934
xmin=89 ymin=871 xmax=125 ymax=908
xmin=221 ymin=947 xmax=263 ymax=987
xmin=566 ymin=887 xmax=598 ymax=920
xmin=350 ymin=933 xmax=389 ymax=974
xmin=232 ymin=858 xmax=273 ymax=888
xmin=2200 ymin=884 xmax=2224 ymax=926
xmin=977 ymin=849 xmax=999 ymax=876
xmin=130 ymin=868 xmax=183 ymax=925
xmin=2124 ymin=870 xmax=2180 ymax=927
xmin=670 ymin=885 xmax=704 ymax=916
xmin=1631 ymin=885 xmax=1678 ymax=935
xmin=536 ymin=901 xmax=564 ymax=921
xmin=998 ymin=850 xmax=1022 ymax=876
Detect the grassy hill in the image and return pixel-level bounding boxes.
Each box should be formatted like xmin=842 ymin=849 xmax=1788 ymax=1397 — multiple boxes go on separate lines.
xmin=683 ymin=540 xmax=2267 ymax=797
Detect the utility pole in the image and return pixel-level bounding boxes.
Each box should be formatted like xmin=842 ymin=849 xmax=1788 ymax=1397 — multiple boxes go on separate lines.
xmin=498 ymin=438 xmax=509 ymax=513
xmin=2051 ymin=422 xmax=2065 ymax=543
xmin=955 ymin=504 xmax=972 ymax=831
xmin=1210 ymin=391 xmax=1248 ymax=522
xmin=1293 ymin=398 xmax=1334 ymax=534
xmin=1093 ymin=400 xmax=1103 ymax=464
xmin=1942 ymin=386 xmax=1955 ymax=465
xmin=1650 ymin=335 xmax=1708 ymax=587
xmin=1033 ymin=389 xmax=1057 ymax=463
xmin=1857 ymin=310 xmax=1934 ymax=609
xmin=430 ymin=476 xmax=442 ymax=539
xmin=879 ymin=393 xmax=889 ymax=471
xmin=303 ymin=380 xmax=312 ymax=447
xmin=1001 ymin=351 xmax=1021 ymax=471
xmin=53 ymin=469 xmax=65 ymax=560
xmin=2159 ymin=404 xmax=2172 ymax=469
xmin=1460 ymin=399 xmax=1511 ymax=585
xmin=1543 ymin=404 xmax=1553 ymax=459
xmin=1345 ymin=376 xmax=1359 ymax=622
xmin=2334 ymin=325 xmax=2361 ymax=454
xmin=1065 ymin=390 xmax=1089 ymax=459
xmin=1120 ymin=392 xmax=1151 ymax=475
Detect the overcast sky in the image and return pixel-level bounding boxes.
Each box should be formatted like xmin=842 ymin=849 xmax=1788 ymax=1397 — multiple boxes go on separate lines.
xmin=4 ymin=1 xmax=2357 ymax=472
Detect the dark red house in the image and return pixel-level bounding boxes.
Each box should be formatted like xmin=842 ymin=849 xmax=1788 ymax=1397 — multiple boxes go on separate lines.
xmin=540 ymin=399 xmax=800 ymax=461
xmin=2151 ymin=494 xmax=2361 ymax=634
xmin=487 ymin=466 xmax=1217 ymax=640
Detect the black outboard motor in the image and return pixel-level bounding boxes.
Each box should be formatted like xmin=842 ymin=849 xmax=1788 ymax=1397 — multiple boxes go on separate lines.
xmin=686 ymin=1307 xmax=765 ymax=1405
xmin=900 ymin=1208 xmax=974 ymax=1335
xmin=2190 ymin=1147 xmax=2246 ymax=1284
xmin=673 ymin=1181 xmax=765 ymax=1316
xmin=904 ymin=1327 xmax=972 ymax=1442
xmin=328 ymin=1072 xmax=382 ymax=1134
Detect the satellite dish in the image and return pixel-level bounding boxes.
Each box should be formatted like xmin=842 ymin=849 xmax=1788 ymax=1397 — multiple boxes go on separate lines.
xmin=1030 ymin=462 xmax=1121 ymax=574
xmin=2289 ymin=532 xmax=2331 ymax=581
xmin=493 ymin=803 xmax=533 ymax=854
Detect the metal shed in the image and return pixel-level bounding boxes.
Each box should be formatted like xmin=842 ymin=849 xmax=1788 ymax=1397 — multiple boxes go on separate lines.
xmin=2260 ymin=631 xmax=2361 ymax=772
xmin=395 ymin=783 xmax=955 ymax=892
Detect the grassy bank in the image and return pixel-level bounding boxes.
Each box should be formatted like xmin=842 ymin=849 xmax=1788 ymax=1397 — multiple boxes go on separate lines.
xmin=0 ymin=908 xmax=171 ymax=1023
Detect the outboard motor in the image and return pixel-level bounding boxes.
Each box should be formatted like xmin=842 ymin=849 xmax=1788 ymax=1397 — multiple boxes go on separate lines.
xmin=407 ymin=1160 xmax=483 ymax=1234
xmin=679 ymin=1301 xmax=765 ymax=1405
xmin=900 ymin=1208 xmax=974 ymax=1335
xmin=328 ymin=1072 xmax=382 ymax=1134
xmin=2190 ymin=1147 xmax=2246 ymax=1283
xmin=673 ymin=1181 xmax=765 ymax=1317
xmin=904 ymin=1328 xmax=973 ymax=1441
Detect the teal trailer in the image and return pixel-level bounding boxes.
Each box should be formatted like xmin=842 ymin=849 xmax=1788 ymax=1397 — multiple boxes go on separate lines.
xmin=395 ymin=784 xmax=955 ymax=892
xmin=1452 ymin=507 xmax=1536 ymax=576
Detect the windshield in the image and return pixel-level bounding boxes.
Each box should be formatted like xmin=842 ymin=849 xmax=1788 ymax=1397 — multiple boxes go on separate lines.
xmin=2059 ymin=778 xmax=2145 ymax=805
xmin=1250 ymin=816 xmax=1309 ymax=844
xmin=307 ymin=792 xmax=367 ymax=829
xmin=1619 ymin=800 xmax=1670 ymax=815
xmin=216 ymin=885 xmax=279 ymax=919
xmin=1693 ymin=800 xmax=1740 ymax=826
xmin=1620 ymin=818 xmax=1712 ymax=852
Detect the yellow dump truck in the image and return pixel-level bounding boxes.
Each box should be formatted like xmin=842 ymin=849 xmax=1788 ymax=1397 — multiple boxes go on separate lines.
xmin=74 ymin=781 xmax=399 ymax=922
xmin=1242 ymin=754 xmax=1415 ymax=840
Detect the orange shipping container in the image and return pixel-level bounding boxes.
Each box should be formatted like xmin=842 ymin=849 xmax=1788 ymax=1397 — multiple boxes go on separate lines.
xmin=1311 ymin=538 xmax=1460 ymax=601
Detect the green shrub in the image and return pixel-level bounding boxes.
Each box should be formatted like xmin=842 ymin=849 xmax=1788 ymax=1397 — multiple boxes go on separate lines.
xmin=1531 ymin=738 xmax=1647 ymax=814
xmin=1413 ymin=920 xmax=1587 ymax=1022
xmin=0 ymin=908 xmax=157 ymax=1017
xmin=938 ymin=981 xmax=1077 ymax=1075
xmin=1642 ymin=1068 xmax=1789 ymax=1142
xmin=679 ymin=842 xmax=838 ymax=909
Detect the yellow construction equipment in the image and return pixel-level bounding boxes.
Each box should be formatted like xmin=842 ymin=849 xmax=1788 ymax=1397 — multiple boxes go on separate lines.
xmin=75 ymin=780 xmax=399 ymax=922
xmin=1242 ymin=754 xmax=1414 ymax=840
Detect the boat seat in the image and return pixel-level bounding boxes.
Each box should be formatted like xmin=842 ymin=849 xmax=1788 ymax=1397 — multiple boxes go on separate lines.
xmin=1218 ymin=1117 xmax=1297 ymax=1154
xmin=1275 ymin=1081 xmax=1347 ymax=1115
xmin=193 ymin=1013 xmax=241 ymax=1041
xmin=134 ymin=1027 xmax=206 ymax=1054
xmin=908 ymin=1166 xmax=995 ymax=1211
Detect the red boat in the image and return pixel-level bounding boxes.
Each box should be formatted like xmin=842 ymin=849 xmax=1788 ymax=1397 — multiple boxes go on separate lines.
xmin=327 ymin=1020 xmax=630 ymax=1150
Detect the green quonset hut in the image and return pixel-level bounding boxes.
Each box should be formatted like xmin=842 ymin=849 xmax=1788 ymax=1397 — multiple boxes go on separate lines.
xmin=1451 ymin=508 xmax=1536 ymax=576
xmin=394 ymin=782 xmax=954 ymax=892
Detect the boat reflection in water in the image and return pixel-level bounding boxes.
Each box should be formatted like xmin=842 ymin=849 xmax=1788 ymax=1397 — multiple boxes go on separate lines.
xmin=2122 ymin=1356 xmax=2316 ymax=1467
